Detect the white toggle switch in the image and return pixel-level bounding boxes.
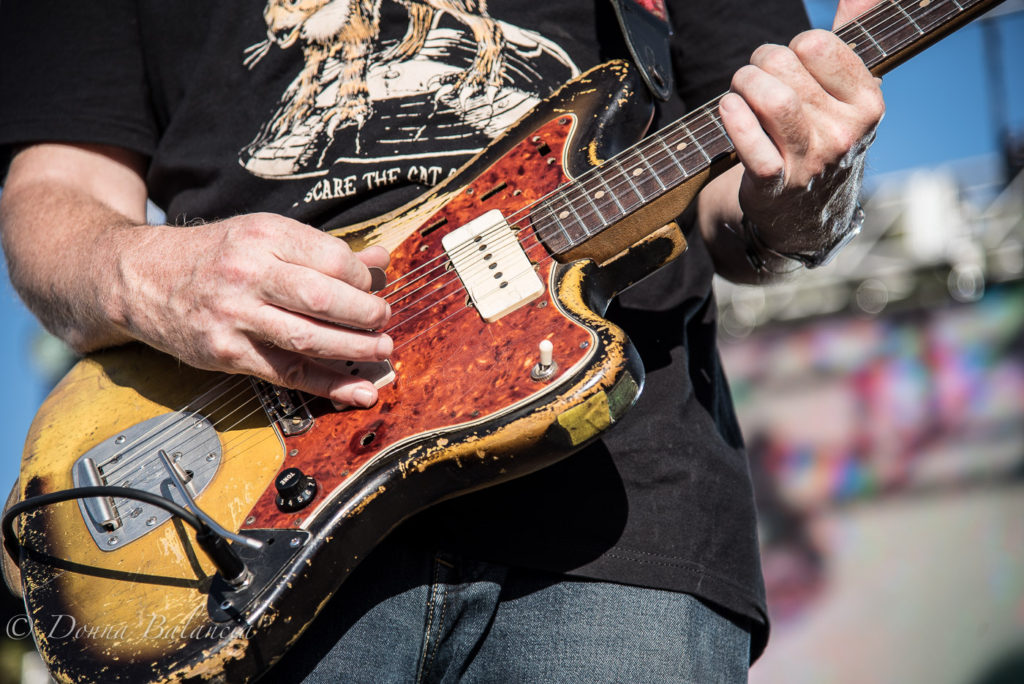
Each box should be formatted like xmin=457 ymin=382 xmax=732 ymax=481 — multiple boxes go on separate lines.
xmin=531 ymin=339 xmax=557 ymax=381
xmin=539 ymin=339 xmax=553 ymax=367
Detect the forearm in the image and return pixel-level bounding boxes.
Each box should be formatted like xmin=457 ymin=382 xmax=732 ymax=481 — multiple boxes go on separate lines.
xmin=0 ymin=161 xmax=147 ymax=353
xmin=0 ymin=142 xmax=394 ymax=406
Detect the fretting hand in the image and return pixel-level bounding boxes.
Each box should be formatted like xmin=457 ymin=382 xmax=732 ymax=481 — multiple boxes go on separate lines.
xmin=718 ymin=0 xmax=885 ymax=261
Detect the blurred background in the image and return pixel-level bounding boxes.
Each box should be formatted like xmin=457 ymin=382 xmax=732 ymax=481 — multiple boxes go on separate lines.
xmin=0 ymin=1 xmax=1022 ymax=682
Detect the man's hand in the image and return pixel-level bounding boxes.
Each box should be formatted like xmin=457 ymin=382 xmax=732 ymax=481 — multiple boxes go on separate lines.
xmin=118 ymin=216 xmax=392 ymax=408
xmin=0 ymin=143 xmax=392 ymax=408
xmin=709 ymin=0 xmax=885 ymax=277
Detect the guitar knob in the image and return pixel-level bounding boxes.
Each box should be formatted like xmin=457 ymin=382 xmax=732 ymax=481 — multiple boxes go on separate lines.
xmin=275 ymin=467 xmax=318 ymax=512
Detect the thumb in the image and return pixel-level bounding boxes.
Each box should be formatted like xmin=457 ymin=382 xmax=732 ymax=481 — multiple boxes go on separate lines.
xmin=356 ymin=245 xmax=390 ymax=271
xmin=833 ymin=0 xmax=880 ymax=30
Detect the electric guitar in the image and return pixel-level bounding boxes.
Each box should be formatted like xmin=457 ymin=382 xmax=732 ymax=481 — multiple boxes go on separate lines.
xmin=5 ymin=1 xmax=1002 ymax=680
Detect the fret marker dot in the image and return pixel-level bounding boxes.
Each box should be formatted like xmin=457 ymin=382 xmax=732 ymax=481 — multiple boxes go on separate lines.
xmin=632 ymin=168 xmax=643 ymax=177
xmin=848 ymin=42 xmax=857 ymax=50
xmin=594 ymin=190 xmax=605 ymax=199
xmin=559 ymin=210 xmax=569 ymax=219
xmin=919 ymin=0 xmax=930 ymax=6
xmin=676 ymin=143 xmax=688 ymax=151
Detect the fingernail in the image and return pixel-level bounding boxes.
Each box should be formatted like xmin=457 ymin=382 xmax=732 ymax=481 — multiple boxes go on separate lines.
xmin=377 ymin=334 xmax=393 ymax=359
xmin=353 ymin=387 xmax=375 ymax=407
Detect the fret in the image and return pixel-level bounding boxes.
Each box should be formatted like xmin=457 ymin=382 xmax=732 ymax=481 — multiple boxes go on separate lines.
xmin=842 ymin=18 xmax=887 ymax=66
xmin=529 ymin=200 xmax=572 ymax=254
xmin=911 ymin=0 xmax=963 ymax=34
xmin=687 ymin=126 xmax=711 ymax=164
xmin=547 ymin=195 xmax=589 ymax=245
xmin=654 ymin=135 xmax=687 ymax=185
xmin=950 ymin=0 xmax=964 ymax=9
xmin=847 ymin=17 xmax=888 ymax=57
xmin=595 ymin=171 xmax=627 ymax=216
xmin=893 ymin=0 xmax=925 ymax=34
xmin=641 ymin=153 xmax=667 ymax=192
xmin=873 ymin=2 xmax=927 ymax=54
xmin=660 ymin=126 xmax=695 ymax=176
xmin=613 ymin=152 xmax=660 ymax=203
xmin=604 ymin=160 xmax=644 ymax=214
xmin=702 ymin=107 xmax=734 ymax=160
xmin=577 ymin=175 xmax=616 ymax=225
xmin=665 ymin=125 xmax=709 ymax=176
xmin=564 ymin=192 xmax=597 ymax=240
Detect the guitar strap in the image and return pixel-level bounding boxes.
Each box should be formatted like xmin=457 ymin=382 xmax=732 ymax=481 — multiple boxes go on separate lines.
xmin=607 ymin=0 xmax=675 ymax=101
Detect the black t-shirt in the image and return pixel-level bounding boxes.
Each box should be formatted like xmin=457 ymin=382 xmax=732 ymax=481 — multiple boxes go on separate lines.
xmin=0 ymin=0 xmax=809 ymax=660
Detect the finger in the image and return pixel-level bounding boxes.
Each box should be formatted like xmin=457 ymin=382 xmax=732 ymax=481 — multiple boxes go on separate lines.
xmin=252 ymin=346 xmax=381 ymax=407
xmin=718 ymin=93 xmax=785 ymax=193
xmin=270 ymin=220 xmax=378 ymax=291
xmin=728 ymin=66 xmax=809 ymax=164
xmin=788 ymin=30 xmax=876 ymax=105
xmin=833 ymin=0 xmax=880 ymax=30
xmin=256 ymin=305 xmax=393 ymax=360
xmin=750 ymin=43 xmax=820 ymax=98
xmin=357 ymin=245 xmax=391 ymax=292
xmin=356 ymin=245 xmax=390 ymax=271
xmin=262 ymin=261 xmax=391 ymax=330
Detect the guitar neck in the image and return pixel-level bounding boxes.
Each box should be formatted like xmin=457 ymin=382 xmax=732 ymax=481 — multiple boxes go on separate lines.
xmin=533 ymin=0 xmax=1004 ymax=256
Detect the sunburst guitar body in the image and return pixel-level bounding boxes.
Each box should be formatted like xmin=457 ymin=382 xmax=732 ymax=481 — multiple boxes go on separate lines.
xmin=12 ymin=62 xmax=694 ymax=683
xmin=9 ymin=0 xmax=1001 ymax=676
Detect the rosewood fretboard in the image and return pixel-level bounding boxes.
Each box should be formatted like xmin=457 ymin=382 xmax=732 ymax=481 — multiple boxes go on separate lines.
xmin=530 ymin=0 xmax=1003 ymax=255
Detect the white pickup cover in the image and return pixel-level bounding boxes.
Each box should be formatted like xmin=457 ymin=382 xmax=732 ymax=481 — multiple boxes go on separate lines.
xmin=441 ymin=209 xmax=544 ymax=322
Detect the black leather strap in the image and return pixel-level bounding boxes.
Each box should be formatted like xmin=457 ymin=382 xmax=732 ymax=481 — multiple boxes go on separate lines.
xmin=608 ymin=0 xmax=674 ymax=101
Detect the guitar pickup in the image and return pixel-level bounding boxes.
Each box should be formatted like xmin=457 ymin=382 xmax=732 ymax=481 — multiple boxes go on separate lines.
xmin=442 ymin=209 xmax=544 ymax=322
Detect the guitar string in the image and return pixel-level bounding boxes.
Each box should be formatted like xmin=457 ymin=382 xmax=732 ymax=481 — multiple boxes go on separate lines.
xmin=97 ymin=378 xmax=258 ymax=479
xmin=505 ymin=0 xmax=960 ymax=250
xmin=376 ymin=0 xmax=959 ymax=303
xmin=82 ymin=0 xmax=962 ymax=509
xmin=376 ymin=0 xmax=926 ymax=314
xmin=381 ymin=0 xmax=958 ymax=321
xmin=23 ymin=1 xmax=969 ymax=602
xmin=91 ymin=0 xmax=947 ymax=489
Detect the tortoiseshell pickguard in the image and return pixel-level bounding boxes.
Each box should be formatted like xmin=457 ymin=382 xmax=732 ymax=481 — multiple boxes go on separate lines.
xmin=242 ymin=116 xmax=594 ymax=530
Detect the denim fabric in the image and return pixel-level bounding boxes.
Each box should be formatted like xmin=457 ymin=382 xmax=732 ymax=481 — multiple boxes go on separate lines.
xmin=271 ymin=535 xmax=750 ymax=683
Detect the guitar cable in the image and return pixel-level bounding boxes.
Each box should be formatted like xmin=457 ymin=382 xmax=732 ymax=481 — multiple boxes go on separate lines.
xmin=1 ymin=486 xmax=249 ymax=586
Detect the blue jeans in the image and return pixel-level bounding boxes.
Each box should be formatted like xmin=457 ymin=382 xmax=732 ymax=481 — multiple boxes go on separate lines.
xmin=270 ymin=535 xmax=750 ymax=683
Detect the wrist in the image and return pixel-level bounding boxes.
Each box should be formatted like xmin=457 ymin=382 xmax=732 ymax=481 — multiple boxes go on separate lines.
xmin=739 ymin=203 xmax=865 ymax=274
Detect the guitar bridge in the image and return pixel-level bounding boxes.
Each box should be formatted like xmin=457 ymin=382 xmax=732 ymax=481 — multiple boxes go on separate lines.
xmin=252 ymin=380 xmax=315 ymax=436
xmin=71 ymin=411 xmax=224 ymax=551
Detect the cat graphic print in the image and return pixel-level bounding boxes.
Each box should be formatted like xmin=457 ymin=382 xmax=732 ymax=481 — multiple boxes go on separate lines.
xmin=240 ymin=0 xmax=580 ymax=180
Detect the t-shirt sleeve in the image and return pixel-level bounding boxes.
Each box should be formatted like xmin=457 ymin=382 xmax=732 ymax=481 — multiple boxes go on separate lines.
xmin=0 ymin=0 xmax=158 ymax=176
xmin=668 ymin=0 xmax=812 ymax=108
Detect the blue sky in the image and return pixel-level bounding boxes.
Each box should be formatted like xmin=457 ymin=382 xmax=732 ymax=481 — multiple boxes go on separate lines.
xmin=0 ymin=2 xmax=1021 ymax=492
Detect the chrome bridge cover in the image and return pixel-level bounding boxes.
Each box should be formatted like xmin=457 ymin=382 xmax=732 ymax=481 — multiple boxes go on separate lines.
xmin=71 ymin=412 xmax=223 ymax=551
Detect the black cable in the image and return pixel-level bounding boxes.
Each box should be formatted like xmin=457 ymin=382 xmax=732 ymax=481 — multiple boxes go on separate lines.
xmin=2 ymin=486 xmax=247 ymax=584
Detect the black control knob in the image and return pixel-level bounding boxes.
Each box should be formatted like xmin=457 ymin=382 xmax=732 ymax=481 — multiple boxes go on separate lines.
xmin=275 ymin=467 xmax=318 ymax=512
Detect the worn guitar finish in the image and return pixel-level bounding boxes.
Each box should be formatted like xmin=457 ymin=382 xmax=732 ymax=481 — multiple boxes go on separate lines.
xmin=10 ymin=0 xmax=1004 ymax=680
xmin=14 ymin=62 xmax=682 ymax=683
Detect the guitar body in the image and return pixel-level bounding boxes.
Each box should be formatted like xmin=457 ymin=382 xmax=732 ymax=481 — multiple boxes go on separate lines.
xmin=14 ymin=61 xmax=690 ymax=683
